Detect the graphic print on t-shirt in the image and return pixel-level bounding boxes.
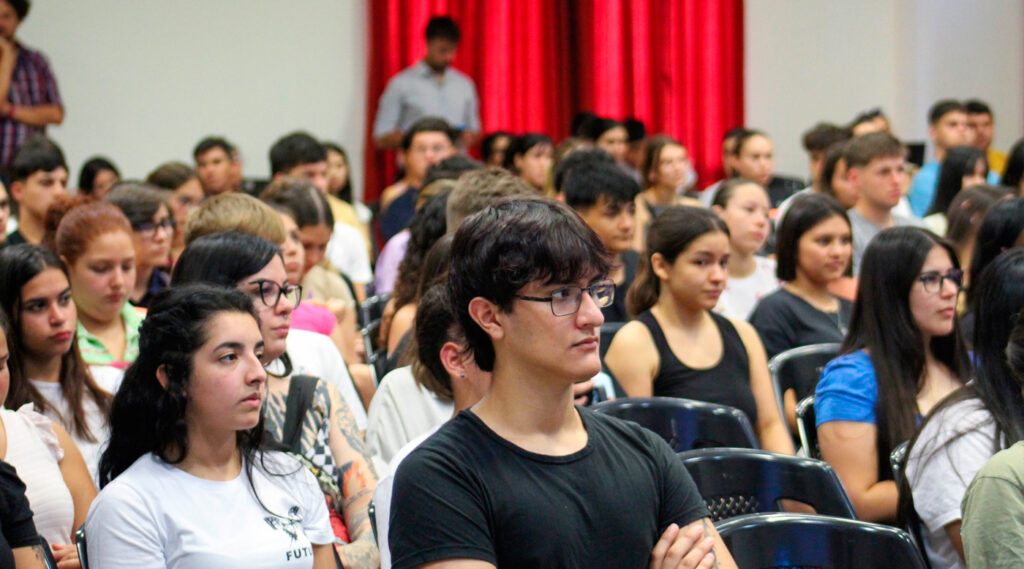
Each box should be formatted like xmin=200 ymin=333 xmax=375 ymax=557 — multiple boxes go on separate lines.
xmin=265 ymin=506 xmax=303 ymax=543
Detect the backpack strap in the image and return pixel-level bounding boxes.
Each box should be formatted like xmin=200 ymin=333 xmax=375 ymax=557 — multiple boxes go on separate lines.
xmin=281 ymin=374 xmax=318 ymax=454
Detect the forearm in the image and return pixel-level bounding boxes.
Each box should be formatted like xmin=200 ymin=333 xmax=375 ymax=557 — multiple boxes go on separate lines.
xmin=11 ymin=104 xmax=63 ymax=127
xmin=337 ymin=533 xmax=379 ymax=569
xmin=848 ymin=479 xmax=898 ymax=523
xmin=757 ymin=418 xmax=795 ymax=455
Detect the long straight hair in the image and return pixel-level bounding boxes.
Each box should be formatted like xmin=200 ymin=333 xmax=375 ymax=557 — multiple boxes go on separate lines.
xmin=0 ymin=244 xmax=112 ymax=441
xmin=843 ymin=227 xmax=969 ymax=479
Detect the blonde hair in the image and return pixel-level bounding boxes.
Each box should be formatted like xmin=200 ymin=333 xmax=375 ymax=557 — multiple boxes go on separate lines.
xmin=183 ymin=193 xmax=285 ymax=246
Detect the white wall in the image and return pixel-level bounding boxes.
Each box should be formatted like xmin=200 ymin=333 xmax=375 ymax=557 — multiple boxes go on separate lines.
xmin=19 ymin=1 xmax=368 ymax=196
xmin=745 ymin=0 xmax=1024 ymax=179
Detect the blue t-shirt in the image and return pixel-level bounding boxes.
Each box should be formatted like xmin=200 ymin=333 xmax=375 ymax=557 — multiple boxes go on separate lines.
xmin=909 ymin=161 xmax=1001 ymax=218
xmin=815 ymin=350 xmax=877 ymax=426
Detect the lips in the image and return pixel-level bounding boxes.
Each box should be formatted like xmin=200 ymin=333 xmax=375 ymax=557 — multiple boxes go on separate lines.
xmin=240 ymin=392 xmax=262 ymax=407
xmin=573 ymin=337 xmax=599 ymax=350
xmin=50 ymin=330 xmax=72 ymax=342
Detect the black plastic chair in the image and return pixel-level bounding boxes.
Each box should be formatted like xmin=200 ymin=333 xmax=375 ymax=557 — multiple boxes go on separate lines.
xmin=36 ymin=536 xmax=58 ymax=569
xmin=75 ymin=527 xmax=88 ymax=569
xmin=360 ymin=319 xmax=387 ymax=386
xmin=368 ymin=499 xmax=379 ymax=546
xmin=716 ymin=513 xmax=929 ymax=569
xmin=768 ymin=343 xmax=839 ymax=434
xmin=591 ymin=397 xmax=759 ymax=451
xmin=679 ymin=447 xmax=855 ymax=521
xmin=795 ymin=395 xmax=819 ymax=459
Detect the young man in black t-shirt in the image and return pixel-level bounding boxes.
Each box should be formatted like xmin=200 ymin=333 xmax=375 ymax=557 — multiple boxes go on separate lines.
xmin=389 ymin=196 xmax=736 ymax=569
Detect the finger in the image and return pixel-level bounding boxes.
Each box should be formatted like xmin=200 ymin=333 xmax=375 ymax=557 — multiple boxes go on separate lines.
xmin=696 ymin=551 xmax=716 ymax=569
xmin=664 ymin=525 xmax=708 ymax=569
xmin=649 ymin=523 xmax=679 ymax=569
xmin=677 ymin=537 xmax=714 ymax=569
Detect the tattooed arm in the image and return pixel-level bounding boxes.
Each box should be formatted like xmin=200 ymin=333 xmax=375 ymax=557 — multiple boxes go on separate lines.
xmin=12 ymin=543 xmax=48 ymax=569
xmin=326 ymin=382 xmax=380 ymax=569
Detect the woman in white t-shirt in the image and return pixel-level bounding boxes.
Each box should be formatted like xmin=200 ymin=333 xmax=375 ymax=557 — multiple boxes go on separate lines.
xmin=711 ymin=178 xmax=779 ymax=320
xmin=0 ymin=244 xmax=114 ymax=479
xmin=87 ymin=284 xmax=336 ymax=569
xmin=0 ymin=307 xmax=95 ymax=568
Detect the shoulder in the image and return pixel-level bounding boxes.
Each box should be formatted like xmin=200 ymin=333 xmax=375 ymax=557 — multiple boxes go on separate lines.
xmin=912 ymin=395 xmax=994 ymax=460
xmin=749 ymin=289 xmax=797 ymax=320
xmin=815 ymin=351 xmax=877 ymax=422
xmin=608 ymin=318 xmax=657 ymax=352
xmin=93 ymin=454 xmax=164 ymax=507
xmin=972 ymin=441 xmax=1024 ymax=486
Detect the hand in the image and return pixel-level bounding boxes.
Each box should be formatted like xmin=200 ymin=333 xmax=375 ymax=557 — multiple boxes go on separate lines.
xmin=572 ymin=379 xmax=594 ymax=405
xmin=650 ymin=523 xmax=716 ymax=569
xmin=51 ymin=543 xmax=82 ymax=569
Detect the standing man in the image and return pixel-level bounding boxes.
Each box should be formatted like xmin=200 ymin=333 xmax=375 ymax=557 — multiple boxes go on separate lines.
xmin=0 ymin=0 xmax=63 ymax=174
xmin=373 ymin=16 xmax=480 ymax=150
xmin=389 ymin=196 xmax=735 ymax=569
xmin=965 ymin=99 xmax=1006 ymax=178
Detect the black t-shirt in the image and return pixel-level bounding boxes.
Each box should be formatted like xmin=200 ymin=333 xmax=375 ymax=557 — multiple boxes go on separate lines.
xmin=390 ymin=407 xmax=708 ymax=569
xmin=603 ymin=249 xmax=642 ymax=323
xmin=748 ymin=288 xmax=852 ymax=359
xmin=0 ymin=460 xmax=39 ymax=568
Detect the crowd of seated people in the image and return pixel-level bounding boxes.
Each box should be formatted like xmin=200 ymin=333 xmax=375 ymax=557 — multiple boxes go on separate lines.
xmin=2 ymin=86 xmax=1024 ymax=568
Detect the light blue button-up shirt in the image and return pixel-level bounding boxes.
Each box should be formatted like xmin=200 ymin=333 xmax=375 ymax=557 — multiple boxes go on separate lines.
xmin=373 ymin=61 xmax=480 ymax=137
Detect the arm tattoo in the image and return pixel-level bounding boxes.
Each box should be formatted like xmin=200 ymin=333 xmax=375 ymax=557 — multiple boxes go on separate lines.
xmin=332 ymin=391 xmax=378 ymax=478
xmin=701 ymin=518 xmax=721 ymax=569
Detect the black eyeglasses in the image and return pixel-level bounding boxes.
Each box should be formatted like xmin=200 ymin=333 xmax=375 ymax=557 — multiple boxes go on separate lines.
xmin=515 ymin=281 xmax=615 ymax=316
xmin=248 ymin=279 xmax=302 ymax=308
xmin=133 ymin=217 xmax=176 ymax=239
xmin=916 ymin=269 xmax=963 ymax=294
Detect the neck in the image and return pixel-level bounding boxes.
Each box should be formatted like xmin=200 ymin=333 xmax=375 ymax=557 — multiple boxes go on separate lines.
xmin=934 ymin=147 xmax=947 ymax=162
xmin=176 ymin=426 xmax=243 ymax=481
xmin=784 ymin=276 xmax=836 ymax=309
xmin=22 ymin=353 xmax=62 ymax=383
xmin=726 ymin=249 xmax=757 ymax=278
xmin=644 ymin=185 xmax=677 ymax=206
xmin=853 ymin=200 xmax=894 ymax=228
xmin=78 ymin=307 xmax=121 ymax=334
xmin=473 ymin=358 xmax=583 ymax=437
xmin=654 ymin=293 xmax=709 ymax=329
xmin=17 ymin=213 xmax=44 ymax=244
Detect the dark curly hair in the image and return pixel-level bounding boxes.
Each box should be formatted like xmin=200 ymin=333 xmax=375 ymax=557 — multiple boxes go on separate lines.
xmin=98 ymin=284 xmax=262 ymax=487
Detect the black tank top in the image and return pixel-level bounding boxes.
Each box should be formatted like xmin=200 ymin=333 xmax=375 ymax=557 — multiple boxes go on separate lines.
xmin=636 ymin=310 xmax=758 ymax=425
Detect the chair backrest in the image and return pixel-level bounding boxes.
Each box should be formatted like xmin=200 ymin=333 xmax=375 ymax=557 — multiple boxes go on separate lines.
xmin=716 ymin=513 xmax=929 ymax=569
xmin=75 ymin=527 xmax=88 ymax=569
xmin=678 ymin=447 xmax=856 ymax=521
xmin=795 ymin=395 xmax=819 ymax=459
xmin=359 ymin=293 xmax=391 ymax=328
xmin=890 ymin=440 xmax=910 ymax=488
xmin=768 ymin=343 xmax=840 ymax=422
xmin=591 ymin=397 xmax=759 ymax=451
xmin=360 ymin=319 xmax=387 ymax=386
xmin=37 ymin=536 xmax=58 ymax=569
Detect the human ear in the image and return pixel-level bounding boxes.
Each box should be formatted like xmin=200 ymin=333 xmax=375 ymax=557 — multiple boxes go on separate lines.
xmin=650 ymin=252 xmax=671 ymax=281
xmin=710 ymin=204 xmax=724 ymax=216
xmin=467 ymin=297 xmax=504 ymax=342
xmin=8 ymin=180 xmax=21 ymax=203
xmin=156 ymin=364 xmax=171 ymax=389
xmin=439 ymin=341 xmax=466 ymax=381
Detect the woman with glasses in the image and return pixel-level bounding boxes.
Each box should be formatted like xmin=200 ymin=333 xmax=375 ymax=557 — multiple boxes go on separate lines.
xmin=105 ymin=183 xmax=174 ymax=308
xmin=172 ymin=232 xmax=379 ymax=569
xmin=604 ymin=206 xmax=794 ymax=454
xmin=47 ymin=198 xmax=142 ymax=373
xmin=816 ymin=227 xmax=968 ymax=523
xmin=903 ymin=248 xmax=1024 ymax=569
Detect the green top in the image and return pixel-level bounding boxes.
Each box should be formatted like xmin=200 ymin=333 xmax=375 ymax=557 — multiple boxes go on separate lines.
xmin=962 ymin=440 xmax=1024 ymax=568
xmin=76 ymin=303 xmax=144 ymax=368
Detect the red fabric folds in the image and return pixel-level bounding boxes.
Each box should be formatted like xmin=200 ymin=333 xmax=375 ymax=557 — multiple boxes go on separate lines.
xmin=363 ymin=0 xmax=743 ymax=202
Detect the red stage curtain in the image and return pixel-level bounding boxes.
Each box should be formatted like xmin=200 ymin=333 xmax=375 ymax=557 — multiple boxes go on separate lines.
xmin=363 ymin=0 xmax=742 ymax=202
xmin=574 ymin=0 xmax=745 ymax=188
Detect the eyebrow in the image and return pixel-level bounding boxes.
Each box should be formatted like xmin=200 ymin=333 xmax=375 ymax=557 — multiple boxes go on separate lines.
xmin=23 ymin=286 xmax=73 ymax=304
xmin=214 ymin=341 xmax=246 ymax=352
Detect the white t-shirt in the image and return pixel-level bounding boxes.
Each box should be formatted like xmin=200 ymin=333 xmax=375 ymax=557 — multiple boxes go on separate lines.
xmin=374 ymin=428 xmax=437 ymax=569
xmin=714 ymin=256 xmax=779 ymax=321
xmin=1 ymin=406 xmax=75 ymax=546
xmin=85 ymin=452 xmax=333 ymax=569
xmin=366 ymin=366 xmax=453 ymax=465
xmin=30 ymin=379 xmax=111 ymax=481
xmin=274 ymin=329 xmax=368 ymax=430
xmin=326 ymin=222 xmax=373 ymax=285
xmin=905 ymin=397 xmax=997 ymax=569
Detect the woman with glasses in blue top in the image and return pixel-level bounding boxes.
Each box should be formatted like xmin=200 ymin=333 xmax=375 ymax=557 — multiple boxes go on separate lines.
xmin=816 ymin=226 xmax=969 ymax=523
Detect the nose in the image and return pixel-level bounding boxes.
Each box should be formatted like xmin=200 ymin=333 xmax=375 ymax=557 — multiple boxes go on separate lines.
xmin=246 ymin=352 xmax=268 ymax=385
xmin=709 ymin=262 xmax=727 ymax=284
xmin=48 ymin=303 xmax=68 ymax=325
xmin=575 ymin=288 xmax=605 ymax=329
xmin=940 ymin=276 xmax=960 ymax=297
xmin=275 ymin=291 xmax=296 ymax=316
